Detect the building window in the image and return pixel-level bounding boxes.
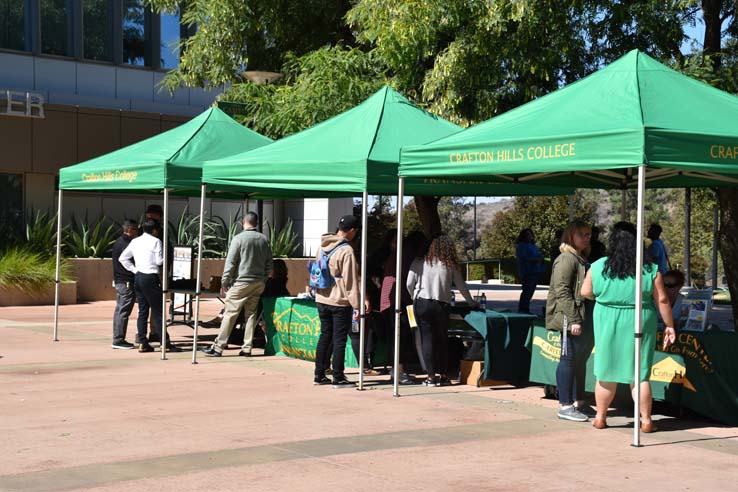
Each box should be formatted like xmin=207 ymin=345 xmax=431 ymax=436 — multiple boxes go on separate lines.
xmin=83 ymin=0 xmax=114 ymax=61
xmin=41 ymin=0 xmax=70 ymax=56
xmin=0 ymin=173 xmax=23 ymax=240
xmin=160 ymin=8 xmax=180 ymax=69
xmin=123 ymin=0 xmax=147 ymax=65
xmin=0 ymin=0 xmax=25 ymax=51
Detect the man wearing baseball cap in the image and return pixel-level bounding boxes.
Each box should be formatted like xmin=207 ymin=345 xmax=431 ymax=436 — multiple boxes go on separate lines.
xmin=313 ymin=215 xmax=363 ymax=388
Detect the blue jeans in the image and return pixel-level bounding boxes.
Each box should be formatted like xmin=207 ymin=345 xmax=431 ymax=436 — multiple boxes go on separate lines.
xmin=518 ymin=274 xmax=540 ymax=313
xmin=315 ymin=303 xmax=353 ymax=380
xmin=555 ymin=330 xmax=594 ymax=405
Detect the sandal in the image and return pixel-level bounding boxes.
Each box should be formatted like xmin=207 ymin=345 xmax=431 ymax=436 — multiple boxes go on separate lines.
xmin=640 ymin=420 xmax=657 ymax=433
xmin=592 ymin=416 xmax=607 ymax=429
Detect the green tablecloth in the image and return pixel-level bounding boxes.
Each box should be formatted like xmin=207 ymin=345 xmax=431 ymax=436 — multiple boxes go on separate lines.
xmin=262 ymin=297 xmax=358 ymax=368
xmin=526 ymin=323 xmax=738 ymax=425
xmin=463 ymin=309 xmax=537 ymax=383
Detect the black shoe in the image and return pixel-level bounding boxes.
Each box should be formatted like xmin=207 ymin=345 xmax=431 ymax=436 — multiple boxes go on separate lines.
xmin=238 ymin=351 xmax=252 ymax=357
xmin=400 ymin=373 xmax=415 ymax=385
xmin=200 ymin=346 xmax=221 ymax=357
xmin=111 ymin=341 xmax=135 ymax=350
xmin=313 ymin=376 xmax=331 ymax=385
xmin=138 ymin=343 xmax=154 ymax=353
xmin=148 ymin=334 xmax=162 ymax=345
xmin=164 ymin=344 xmax=182 ymax=353
xmin=332 ymin=378 xmax=356 ymax=389
xmin=437 ymin=376 xmax=451 ymax=386
xmin=422 ymin=377 xmax=437 ymax=387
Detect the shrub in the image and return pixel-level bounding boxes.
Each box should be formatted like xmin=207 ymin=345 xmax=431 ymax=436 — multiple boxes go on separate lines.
xmin=0 ymin=248 xmax=70 ymax=293
xmin=25 ymin=210 xmax=59 ymax=258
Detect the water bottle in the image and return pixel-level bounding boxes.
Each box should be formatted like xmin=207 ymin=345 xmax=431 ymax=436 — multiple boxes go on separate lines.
xmin=351 ymin=310 xmax=359 ymax=333
xmin=480 ymin=293 xmax=487 ymax=311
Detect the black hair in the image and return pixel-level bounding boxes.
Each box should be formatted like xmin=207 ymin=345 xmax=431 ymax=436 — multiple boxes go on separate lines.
xmin=122 ymin=219 xmax=138 ymax=231
xmin=516 ymin=228 xmax=534 ymax=244
xmin=141 ymin=219 xmax=158 ymax=235
xmin=404 ymin=230 xmax=428 ymax=261
xmin=244 ymin=212 xmax=258 ymax=227
xmin=647 ymin=223 xmax=662 ymax=240
xmin=603 ymin=221 xmax=653 ymax=279
xmin=146 ymin=204 xmax=163 ymax=216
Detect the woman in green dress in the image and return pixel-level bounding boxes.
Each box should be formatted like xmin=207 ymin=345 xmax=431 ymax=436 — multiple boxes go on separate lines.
xmin=581 ymin=222 xmax=676 ymax=432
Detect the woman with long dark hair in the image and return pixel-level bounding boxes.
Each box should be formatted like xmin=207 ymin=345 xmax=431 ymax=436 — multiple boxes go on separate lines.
xmin=581 ymin=222 xmax=676 ymax=432
xmin=407 ymin=234 xmax=478 ymax=386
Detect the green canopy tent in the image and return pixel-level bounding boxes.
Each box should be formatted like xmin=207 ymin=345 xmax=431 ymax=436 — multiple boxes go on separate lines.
xmin=192 ymin=86 xmax=571 ymax=374
xmin=54 ymin=107 xmax=273 ymax=360
xmin=397 ymin=50 xmax=738 ymax=444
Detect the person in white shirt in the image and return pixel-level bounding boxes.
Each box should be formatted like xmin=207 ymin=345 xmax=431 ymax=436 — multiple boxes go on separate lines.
xmin=119 ymin=219 xmax=181 ymax=353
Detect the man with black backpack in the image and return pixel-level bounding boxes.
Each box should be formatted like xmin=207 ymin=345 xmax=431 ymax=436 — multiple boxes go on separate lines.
xmin=312 ymin=215 xmax=364 ymax=388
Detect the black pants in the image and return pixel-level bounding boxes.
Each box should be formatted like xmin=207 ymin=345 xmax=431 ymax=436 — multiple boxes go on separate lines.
xmin=519 ymin=273 xmax=540 ymax=313
xmin=414 ymin=298 xmax=449 ymax=378
xmin=134 ymin=273 xmax=170 ymax=345
xmin=315 ymin=303 xmax=352 ymax=380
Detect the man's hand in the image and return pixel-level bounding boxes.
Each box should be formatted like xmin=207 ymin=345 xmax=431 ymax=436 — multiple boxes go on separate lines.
xmin=570 ymin=323 xmax=582 ymax=336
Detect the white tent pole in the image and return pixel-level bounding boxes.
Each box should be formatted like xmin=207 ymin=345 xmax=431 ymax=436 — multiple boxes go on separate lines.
xmin=393 ymin=178 xmax=405 ymax=397
xmin=358 ymin=191 xmax=369 ymax=390
xmin=633 ymin=165 xmax=646 ymax=447
xmin=192 ymin=184 xmax=206 ymax=364
xmin=53 ymin=190 xmax=63 ymax=342
xmin=685 ymin=188 xmax=691 ymax=284
xmin=161 ymin=188 xmax=170 ymax=360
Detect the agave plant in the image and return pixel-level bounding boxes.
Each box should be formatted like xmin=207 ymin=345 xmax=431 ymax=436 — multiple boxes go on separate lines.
xmin=266 ymin=218 xmax=300 ymax=257
xmin=64 ymin=215 xmax=118 ymax=258
xmin=25 ymin=209 xmax=60 ymax=258
xmin=167 ymin=209 xmax=220 ymax=255
xmin=206 ymin=214 xmax=243 ymax=258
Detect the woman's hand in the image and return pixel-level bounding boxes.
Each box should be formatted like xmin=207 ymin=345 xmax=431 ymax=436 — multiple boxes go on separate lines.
xmin=663 ymin=327 xmax=676 ymax=349
xmin=570 ymin=323 xmax=582 ymax=336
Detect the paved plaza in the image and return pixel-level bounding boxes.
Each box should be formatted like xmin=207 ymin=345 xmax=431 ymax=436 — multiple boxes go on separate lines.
xmin=1 ymin=289 xmax=737 ymax=492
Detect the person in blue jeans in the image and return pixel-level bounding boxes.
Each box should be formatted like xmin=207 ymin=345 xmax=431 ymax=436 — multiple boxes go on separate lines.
xmin=515 ymin=228 xmax=545 ymax=314
xmin=545 ymin=220 xmax=594 ymax=422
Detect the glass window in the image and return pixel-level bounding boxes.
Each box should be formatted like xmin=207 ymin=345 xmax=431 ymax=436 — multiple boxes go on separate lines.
xmin=83 ymin=0 xmax=113 ymax=61
xmin=0 ymin=174 xmax=23 ymax=241
xmin=123 ymin=0 xmax=146 ymax=65
xmin=0 ymin=0 xmax=25 ymax=51
xmin=160 ymin=8 xmax=181 ymax=69
xmin=41 ymin=0 xmax=70 ymax=55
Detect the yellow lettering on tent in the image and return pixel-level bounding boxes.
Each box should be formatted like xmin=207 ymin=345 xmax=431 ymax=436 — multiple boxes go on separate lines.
xmin=709 ymin=144 xmax=738 ymax=160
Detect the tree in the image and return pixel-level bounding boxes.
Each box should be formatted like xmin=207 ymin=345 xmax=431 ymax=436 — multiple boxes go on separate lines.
xmin=217 ymin=46 xmax=384 ymax=139
xmin=146 ymin=0 xmax=355 ymax=90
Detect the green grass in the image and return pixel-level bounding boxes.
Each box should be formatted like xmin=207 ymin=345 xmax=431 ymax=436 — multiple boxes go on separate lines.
xmin=713 ymin=289 xmax=732 ymax=305
xmin=0 ymin=248 xmax=71 ymax=293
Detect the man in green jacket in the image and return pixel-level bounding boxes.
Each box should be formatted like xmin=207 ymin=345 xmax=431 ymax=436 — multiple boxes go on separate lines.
xmin=202 ymin=212 xmax=273 ymax=357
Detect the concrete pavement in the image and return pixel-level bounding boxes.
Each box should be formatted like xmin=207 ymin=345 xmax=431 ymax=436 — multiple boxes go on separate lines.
xmin=1 ymin=293 xmax=737 ymax=492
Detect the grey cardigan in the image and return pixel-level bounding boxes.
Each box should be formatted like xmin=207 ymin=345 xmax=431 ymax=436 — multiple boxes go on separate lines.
xmin=222 ymin=228 xmax=273 ymax=288
xmin=406 ymin=258 xmax=474 ymax=304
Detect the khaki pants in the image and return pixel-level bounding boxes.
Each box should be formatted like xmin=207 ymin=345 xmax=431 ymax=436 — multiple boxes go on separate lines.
xmin=214 ymin=281 xmax=265 ymax=353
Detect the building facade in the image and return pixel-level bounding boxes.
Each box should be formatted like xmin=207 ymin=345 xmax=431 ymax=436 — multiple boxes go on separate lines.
xmin=0 ymin=0 xmax=350 ymax=256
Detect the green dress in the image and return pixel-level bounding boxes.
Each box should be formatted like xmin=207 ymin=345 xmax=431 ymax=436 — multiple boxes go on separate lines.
xmin=590 ymin=257 xmax=658 ymax=383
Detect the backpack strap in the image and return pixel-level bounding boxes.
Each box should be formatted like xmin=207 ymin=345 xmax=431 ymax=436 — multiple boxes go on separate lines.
xmin=324 ymin=242 xmax=349 ymax=278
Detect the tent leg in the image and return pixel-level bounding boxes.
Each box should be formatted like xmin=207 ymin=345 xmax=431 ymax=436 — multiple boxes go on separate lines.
xmin=633 ymin=165 xmax=646 ymax=448
xmin=358 ymin=191 xmax=369 ymax=390
xmin=53 ymin=190 xmax=63 ymax=342
xmin=685 ymin=188 xmax=691 ymax=284
xmin=161 ymin=188 xmax=170 ymax=361
xmin=393 ymin=178 xmax=405 ymax=398
xmin=712 ymin=204 xmax=719 ymax=288
xmin=192 ymin=184 xmax=207 ymax=364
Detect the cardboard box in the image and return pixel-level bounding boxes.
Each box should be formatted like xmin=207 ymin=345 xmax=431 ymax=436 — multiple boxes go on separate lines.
xmin=459 ymin=360 xmax=508 ymax=387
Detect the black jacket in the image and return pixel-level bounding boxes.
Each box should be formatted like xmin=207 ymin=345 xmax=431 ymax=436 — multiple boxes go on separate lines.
xmin=112 ymin=234 xmax=135 ymax=283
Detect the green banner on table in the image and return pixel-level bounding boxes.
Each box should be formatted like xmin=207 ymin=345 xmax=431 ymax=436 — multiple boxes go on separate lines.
xmin=262 ymin=297 xmax=358 ymax=368
xmin=527 ymin=324 xmax=738 ymax=425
